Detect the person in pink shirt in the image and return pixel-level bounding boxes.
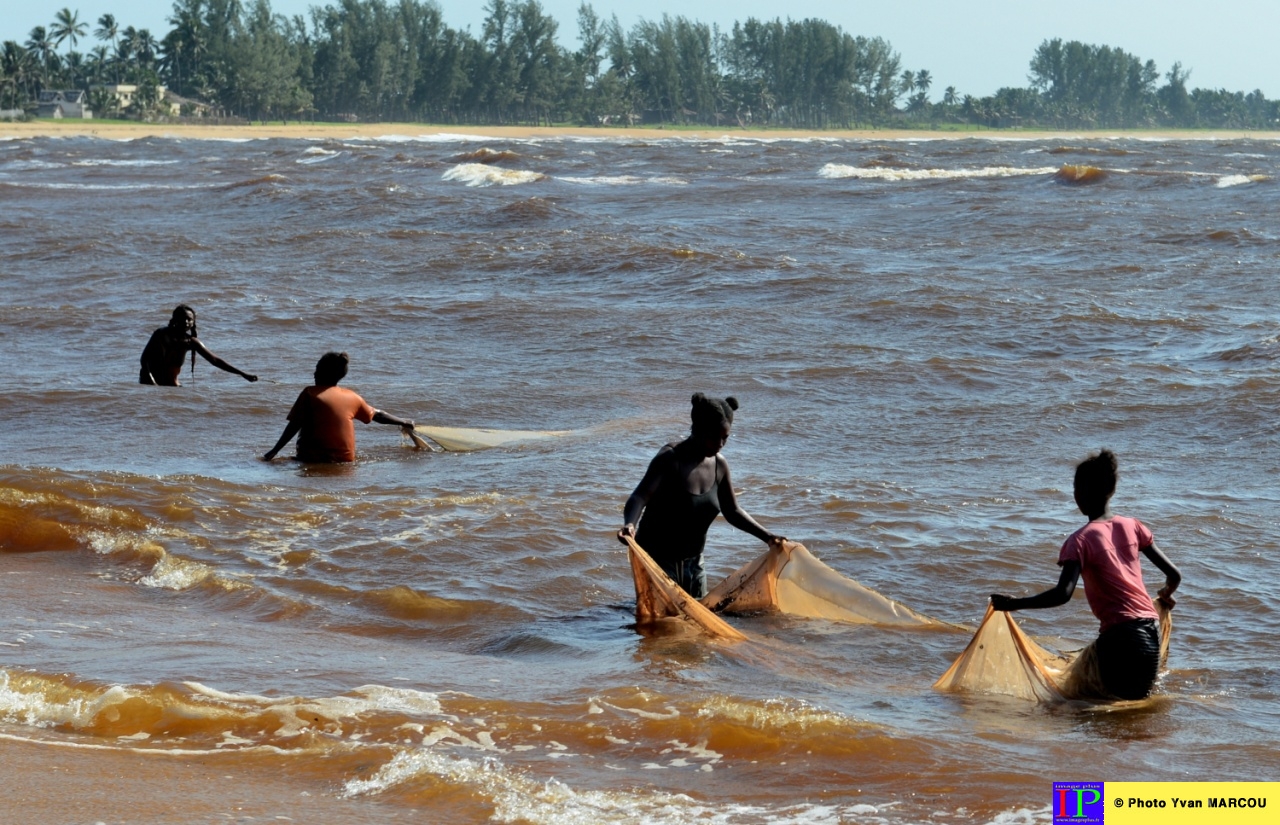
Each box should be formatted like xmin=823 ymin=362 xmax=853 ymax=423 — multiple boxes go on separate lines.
xmin=262 ymin=351 xmax=414 ymax=463
xmin=990 ymin=449 xmax=1181 ymax=699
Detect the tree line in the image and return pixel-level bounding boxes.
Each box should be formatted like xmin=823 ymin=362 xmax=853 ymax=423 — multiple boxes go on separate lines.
xmin=3 ymin=1 xmax=1277 ymax=130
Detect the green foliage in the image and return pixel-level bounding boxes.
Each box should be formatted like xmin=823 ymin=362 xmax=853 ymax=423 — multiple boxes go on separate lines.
xmin=1 ymin=7 xmax=1277 ymax=129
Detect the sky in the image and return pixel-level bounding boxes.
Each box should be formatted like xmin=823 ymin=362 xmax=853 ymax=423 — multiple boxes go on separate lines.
xmin=7 ymin=1 xmax=1279 ymax=100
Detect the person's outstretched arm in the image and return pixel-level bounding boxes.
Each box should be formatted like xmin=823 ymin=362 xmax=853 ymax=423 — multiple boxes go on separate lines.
xmin=991 ymin=560 xmax=1081 ymax=611
xmin=192 ymin=338 xmax=257 ymax=382
xmin=1141 ymin=541 xmax=1181 ymax=607
xmin=372 ymin=409 xmax=414 ymax=429
xmin=716 ymin=457 xmax=783 ymax=545
xmin=263 ymin=420 xmax=301 ymax=461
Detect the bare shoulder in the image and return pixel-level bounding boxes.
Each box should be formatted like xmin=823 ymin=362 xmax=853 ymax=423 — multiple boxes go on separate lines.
xmin=651 ymin=443 xmax=677 ymax=464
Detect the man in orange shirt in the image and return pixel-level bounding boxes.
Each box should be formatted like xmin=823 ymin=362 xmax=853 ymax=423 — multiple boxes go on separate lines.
xmin=262 ymin=352 xmax=414 ymax=463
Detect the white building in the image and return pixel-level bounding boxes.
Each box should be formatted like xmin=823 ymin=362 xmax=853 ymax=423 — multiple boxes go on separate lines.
xmin=36 ymin=90 xmax=92 ymax=119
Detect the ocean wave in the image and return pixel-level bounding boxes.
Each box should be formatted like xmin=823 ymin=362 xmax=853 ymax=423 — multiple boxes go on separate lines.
xmin=1046 ymin=145 xmax=1134 ymax=156
xmin=343 ymin=745 xmax=869 ymax=824
xmin=1053 ymin=164 xmax=1107 ymax=184
xmin=491 ymin=196 xmax=572 ymax=222
xmin=1 ymin=159 xmax=64 ymax=170
xmin=451 ymin=147 xmax=522 ymax=164
xmin=1216 ymin=174 xmax=1271 ymax=188
xmin=0 ymin=180 xmax=216 ymax=191
xmin=0 ymin=483 xmax=255 ymax=597
xmin=297 ymin=147 xmax=343 ymax=164
xmin=70 ymin=158 xmax=182 ymax=167
xmin=1153 ymin=228 xmax=1271 ymax=246
xmin=819 ymin=163 xmax=1058 ymax=181
xmin=442 ymin=163 xmax=544 ymax=187
xmin=220 ymin=173 xmax=290 ymax=190
xmin=556 ymin=174 xmax=688 ymax=186
xmin=0 ymin=670 xmax=442 ymax=746
xmin=371 ymin=133 xmax=490 ymax=143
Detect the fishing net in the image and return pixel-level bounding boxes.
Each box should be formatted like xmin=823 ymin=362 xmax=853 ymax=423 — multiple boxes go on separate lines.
xmin=412 ymin=425 xmax=571 ymax=452
xmin=623 ymin=536 xmax=748 ymax=641
xmin=933 ymin=600 xmax=1173 ymax=703
xmin=624 ymin=537 xmax=941 ymax=639
xmin=703 ymin=540 xmax=941 ymax=626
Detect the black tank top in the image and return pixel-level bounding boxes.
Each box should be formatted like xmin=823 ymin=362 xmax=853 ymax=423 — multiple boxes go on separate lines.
xmin=635 ymin=465 xmax=722 ymax=565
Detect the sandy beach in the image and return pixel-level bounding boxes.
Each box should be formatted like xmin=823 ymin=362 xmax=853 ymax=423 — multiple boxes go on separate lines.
xmin=4 ymin=119 xmax=1279 ymax=141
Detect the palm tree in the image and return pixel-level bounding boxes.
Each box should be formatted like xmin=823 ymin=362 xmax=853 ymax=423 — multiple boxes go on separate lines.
xmin=943 ymin=85 xmax=958 ymax=107
xmin=87 ymin=44 xmax=109 ymax=83
xmin=133 ymin=29 xmax=159 ymax=70
xmin=25 ymin=26 xmax=58 ymax=91
xmin=915 ymin=68 xmax=931 ymax=97
xmin=117 ymin=26 xmax=145 ymax=78
xmin=94 ymin=14 xmax=118 ymax=48
xmin=898 ymin=69 xmax=914 ymax=99
xmin=50 ymin=8 xmax=88 ymax=53
xmin=25 ymin=27 xmax=54 ymax=64
xmin=95 ymin=14 xmax=120 ymax=82
xmin=2 ymin=41 xmax=33 ymax=108
xmin=63 ymin=50 xmax=87 ymax=88
xmin=165 ymin=4 xmax=207 ymax=97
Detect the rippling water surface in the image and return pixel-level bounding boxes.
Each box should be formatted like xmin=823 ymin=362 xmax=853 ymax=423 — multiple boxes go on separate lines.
xmin=2 ymin=132 xmax=1278 ymax=824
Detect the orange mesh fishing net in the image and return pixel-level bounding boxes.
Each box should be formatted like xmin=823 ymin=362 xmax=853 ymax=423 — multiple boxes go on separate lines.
xmin=703 ymin=540 xmax=941 ymax=626
xmin=934 ymin=600 xmax=1173 ymax=703
xmin=624 ymin=537 xmax=941 ymax=640
xmin=623 ymin=535 xmax=748 ymax=641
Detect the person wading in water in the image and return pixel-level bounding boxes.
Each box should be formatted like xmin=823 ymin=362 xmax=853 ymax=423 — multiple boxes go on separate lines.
xmin=991 ymin=449 xmax=1181 ymax=700
xmin=139 ymin=304 xmax=258 ymax=386
xmin=618 ymin=393 xmax=784 ymax=598
xmin=262 ymin=351 xmax=414 ymax=463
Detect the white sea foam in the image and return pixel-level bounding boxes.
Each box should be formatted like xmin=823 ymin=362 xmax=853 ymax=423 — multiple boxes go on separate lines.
xmin=371 ymin=133 xmax=489 ymax=144
xmin=985 ymin=804 xmax=1053 ymax=824
xmin=343 ymin=747 xmax=873 ymax=824
xmin=0 ymin=180 xmax=217 ymax=191
xmin=443 ymin=163 xmax=544 ymax=186
xmin=820 ymin=163 xmax=1059 ymax=181
xmin=556 ymin=175 xmax=688 ymax=186
xmin=3 ymin=159 xmax=64 ymax=170
xmin=70 ymin=158 xmax=181 ymax=167
xmin=138 ymin=552 xmax=216 ymax=590
xmin=297 ymin=148 xmax=343 ymax=164
xmin=0 ymin=670 xmax=63 ymax=727
xmin=0 ymin=669 xmax=133 ymax=729
xmin=1216 ymin=174 xmax=1270 ymax=187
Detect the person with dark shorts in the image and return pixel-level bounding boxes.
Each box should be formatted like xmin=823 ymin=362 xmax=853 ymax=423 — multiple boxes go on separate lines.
xmin=617 ymin=393 xmax=783 ymax=598
xmin=991 ymin=449 xmax=1181 ymax=700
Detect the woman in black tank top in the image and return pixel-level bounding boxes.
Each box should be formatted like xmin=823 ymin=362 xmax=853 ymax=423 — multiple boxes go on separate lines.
xmin=618 ymin=393 xmax=783 ymax=598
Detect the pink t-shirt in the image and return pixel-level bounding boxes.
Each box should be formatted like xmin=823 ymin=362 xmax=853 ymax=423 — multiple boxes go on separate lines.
xmin=288 ymin=385 xmax=376 ymax=463
xmin=1058 ymin=515 xmax=1158 ymax=632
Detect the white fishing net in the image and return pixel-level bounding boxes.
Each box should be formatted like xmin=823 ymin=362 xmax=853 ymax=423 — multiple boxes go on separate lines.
xmin=413 ymin=425 xmax=571 ymax=452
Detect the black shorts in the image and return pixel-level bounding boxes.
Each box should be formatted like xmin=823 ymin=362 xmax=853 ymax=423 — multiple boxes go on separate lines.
xmin=1095 ymin=617 xmax=1161 ymax=700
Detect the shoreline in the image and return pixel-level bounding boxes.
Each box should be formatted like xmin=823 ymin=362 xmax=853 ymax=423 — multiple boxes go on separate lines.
xmin=4 ymin=120 xmax=1280 ymax=142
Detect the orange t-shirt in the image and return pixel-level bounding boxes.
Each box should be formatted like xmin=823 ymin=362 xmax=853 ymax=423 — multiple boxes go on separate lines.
xmin=288 ymin=385 xmax=376 ymax=463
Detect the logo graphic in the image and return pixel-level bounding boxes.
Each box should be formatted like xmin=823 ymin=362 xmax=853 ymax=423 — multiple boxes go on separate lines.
xmin=1053 ymin=782 xmax=1105 ymax=823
